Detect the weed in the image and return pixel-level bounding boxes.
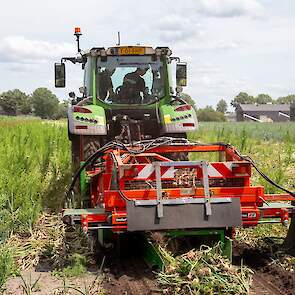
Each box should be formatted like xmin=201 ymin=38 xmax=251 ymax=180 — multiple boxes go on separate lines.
xmin=20 ymin=273 xmax=41 ymax=295
xmin=54 ymin=253 xmax=87 ymax=278
xmin=0 ymin=247 xmax=18 ymax=289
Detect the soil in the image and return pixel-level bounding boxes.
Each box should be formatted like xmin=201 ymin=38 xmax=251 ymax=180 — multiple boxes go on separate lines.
xmin=233 ymin=240 xmax=295 ymax=295
xmin=103 ymin=255 xmax=159 ymax=295
xmin=101 ymin=234 xmax=159 ymax=295
xmin=4 ymin=236 xmax=295 ymax=295
xmin=3 ymin=269 xmax=101 ymax=295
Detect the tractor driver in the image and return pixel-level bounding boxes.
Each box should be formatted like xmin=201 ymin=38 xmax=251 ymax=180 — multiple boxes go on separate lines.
xmin=121 ymin=67 xmax=148 ymax=103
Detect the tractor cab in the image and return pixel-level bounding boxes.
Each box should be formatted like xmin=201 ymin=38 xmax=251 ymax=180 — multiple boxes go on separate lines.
xmin=55 ymin=28 xmax=198 ymax=166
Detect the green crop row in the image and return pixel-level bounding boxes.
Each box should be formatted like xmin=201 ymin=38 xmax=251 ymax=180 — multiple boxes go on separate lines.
xmin=189 ymin=122 xmax=295 ymax=194
xmin=0 ymin=117 xmax=71 ymax=242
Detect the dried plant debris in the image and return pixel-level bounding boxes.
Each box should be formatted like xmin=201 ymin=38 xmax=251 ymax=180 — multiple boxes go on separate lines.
xmin=4 ymin=214 xmax=95 ymax=272
xmin=157 ymin=244 xmax=252 ymax=295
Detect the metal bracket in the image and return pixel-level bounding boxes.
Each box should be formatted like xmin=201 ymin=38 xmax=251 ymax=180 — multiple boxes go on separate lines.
xmin=151 ymin=160 xmax=213 ymax=218
xmin=155 ymin=163 xmax=164 ymax=218
xmin=201 ymin=161 xmax=212 ymax=216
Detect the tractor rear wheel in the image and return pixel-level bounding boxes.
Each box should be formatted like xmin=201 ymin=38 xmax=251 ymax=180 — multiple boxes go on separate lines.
xmin=83 ymin=136 xmax=101 ymax=162
xmin=70 ymin=134 xmax=101 ymax=170
xmin=283 ymin=208 xmax=295 ymax=255
xmin=69 ymin=134 xmax=102 ymax=207
xmin=163 ymin=133 xmax=189 ymax=161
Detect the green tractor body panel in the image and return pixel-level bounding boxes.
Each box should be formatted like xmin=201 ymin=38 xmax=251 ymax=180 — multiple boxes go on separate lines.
xmin=160 ymin=103 xmax=198 ymax=134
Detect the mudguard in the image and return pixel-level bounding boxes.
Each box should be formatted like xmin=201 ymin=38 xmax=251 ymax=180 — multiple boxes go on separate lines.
xmin=68 ymin=104 xmax=107 ymax=135
xmin=126 ymin=198 xmax=242 ymax=231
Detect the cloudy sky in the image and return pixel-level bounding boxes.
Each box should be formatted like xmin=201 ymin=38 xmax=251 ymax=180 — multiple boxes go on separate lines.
xmin=0 ymin=0 xmax=294 ymax=107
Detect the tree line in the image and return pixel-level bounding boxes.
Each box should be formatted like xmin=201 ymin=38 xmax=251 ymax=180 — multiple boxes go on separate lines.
xmin=1 ymin=89 xmax=294 ymax=122
xmin=182 ymin=92 xmax=295 ymax=122
xmin=0 ymin=88 xmax=67 ymax=119
xmin=231 ymin=92 xmax=295 ymax=106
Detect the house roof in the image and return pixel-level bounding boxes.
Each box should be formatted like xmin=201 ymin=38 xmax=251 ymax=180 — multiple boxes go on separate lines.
xmin=238 ymin=104 xmax=290 ymax=112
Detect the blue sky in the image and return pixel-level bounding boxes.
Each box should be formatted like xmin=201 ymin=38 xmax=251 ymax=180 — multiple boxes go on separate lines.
xmin=0 ymin=0 xmax=295 ymax=107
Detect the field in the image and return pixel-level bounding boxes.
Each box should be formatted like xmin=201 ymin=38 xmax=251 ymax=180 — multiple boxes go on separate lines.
xmin=190 ymin=122 xmax=295 ymax=194
xmin=0 ymin=118 xmax=294 ymax=294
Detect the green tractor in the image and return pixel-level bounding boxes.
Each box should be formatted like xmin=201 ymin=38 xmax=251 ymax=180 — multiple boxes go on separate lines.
xmin=54 ymin=28 xmax=198 ymax=170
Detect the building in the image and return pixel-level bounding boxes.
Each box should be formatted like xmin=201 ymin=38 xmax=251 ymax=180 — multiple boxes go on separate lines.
xmin=225 ymin=112 xmax=236 ymax=122
xmin=235 ymin=104 xmax=291 ymax=122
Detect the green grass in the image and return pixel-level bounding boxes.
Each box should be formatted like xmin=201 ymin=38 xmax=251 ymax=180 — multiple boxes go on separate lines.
xmin=0 ymin=247 xmax=19 ymax=289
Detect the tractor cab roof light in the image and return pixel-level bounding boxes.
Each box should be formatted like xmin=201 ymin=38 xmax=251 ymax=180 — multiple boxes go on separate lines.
xmin=74 ymin=27 xmax=81 ymax=35
xmin=74 ymin=27 xmax=82 ymax=53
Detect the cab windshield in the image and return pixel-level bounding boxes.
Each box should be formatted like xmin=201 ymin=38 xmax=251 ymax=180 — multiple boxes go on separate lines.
xmin=96 ymin=56 xmax=165 ymax=104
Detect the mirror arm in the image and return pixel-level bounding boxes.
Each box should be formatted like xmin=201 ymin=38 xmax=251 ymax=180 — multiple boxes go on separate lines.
xmin=170 ymin=56 xmax=180 ymax=62
xmin=61 ymin=57 xmax=79 ymax=64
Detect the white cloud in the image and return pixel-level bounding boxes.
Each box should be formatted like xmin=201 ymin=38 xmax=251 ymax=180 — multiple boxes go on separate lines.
xmin=0 ymin=36 xmax=75 ymax=64
xmin=155 ymin=15 xmax=202 ymax=43
xmin=197 ymin=0 xmax=264 ymax=18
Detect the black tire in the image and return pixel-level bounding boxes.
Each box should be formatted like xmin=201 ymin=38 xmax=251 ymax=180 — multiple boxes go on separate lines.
xmin=83 ymin=136 xmax=101 ymax=162
xmin=70 ymin=134 xmax=101 ymax=169
xmin=69 ymin=134 xmax=102 ymax=207
xmin=71 ymin=134 xmax=81 ymax=173
xmin=163 ymin=133 xmax=189 ymax=161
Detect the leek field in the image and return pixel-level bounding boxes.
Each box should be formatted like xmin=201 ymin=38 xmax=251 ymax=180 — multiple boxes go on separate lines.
xmin=0 ymin=117 xmax=294 ymax=291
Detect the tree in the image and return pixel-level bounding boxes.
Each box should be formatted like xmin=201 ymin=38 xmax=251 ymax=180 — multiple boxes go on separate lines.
xmin=179 ymin=93 xmax=197 ymax=111
xmin=32 ymin=88 xmax=59 ymax=119
xmin=231 ymin=92 xmax=255 ymax=107
xmin=197 ymin=106 xmax=226 ymax=122
xmin=255 ymin=94 xmax=273 ymax=104
xmin=0 ymin=89 xmax=31 ymax=115
xmin=276 ymin=95 xmax=295 ymax=104
xmin=216 ymin=99 xmax=228 ymax=114
xmin=53 ymin=100 xmax=68 ymax=120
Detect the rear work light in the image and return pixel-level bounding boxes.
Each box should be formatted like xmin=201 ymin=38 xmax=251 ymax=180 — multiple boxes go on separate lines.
xmin=75 ymin=125 xmax=88 ymax=129
xmin=183 ymin=123 xmax=195 ymax=127
xmin=175 ymin=105 xmax=192 ymax=112
xmin=73 ymin=106 xmax=92 ymax=113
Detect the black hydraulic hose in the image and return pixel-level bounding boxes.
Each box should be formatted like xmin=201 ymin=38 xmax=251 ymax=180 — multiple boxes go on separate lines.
xmin=67 ymin=137 xmax=294 ymax=200
xmin=66 ymin=137 xmax=174 ymax=197
xmin=236 ymin=153 xmax=295 ymax=198
xmin=67 ymin=141 xmax=123 ymax=197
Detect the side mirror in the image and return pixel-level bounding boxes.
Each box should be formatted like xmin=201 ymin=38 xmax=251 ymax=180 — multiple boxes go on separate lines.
xmin=55 ymin=62 xmax=66 ymax=88
xmin=69 ymin=92 xmax=76 ymax=99
xmin=176 ymin=63 xmax=187 ymax=87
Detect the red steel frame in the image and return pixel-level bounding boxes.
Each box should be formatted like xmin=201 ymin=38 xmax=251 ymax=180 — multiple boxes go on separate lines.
xmin=79 ymin=143 xmax=295 ymax=232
